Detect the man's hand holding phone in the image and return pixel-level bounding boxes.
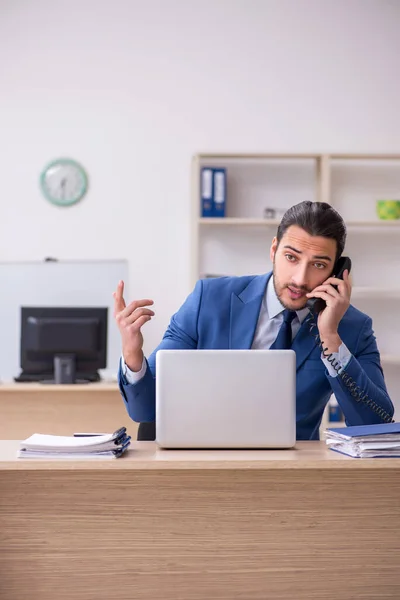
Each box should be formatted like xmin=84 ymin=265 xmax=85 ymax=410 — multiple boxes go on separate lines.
xmin=113 ymin=280 xmax=155 ymax=372
xmin=306 ymin=269 xmax=352 ymax=352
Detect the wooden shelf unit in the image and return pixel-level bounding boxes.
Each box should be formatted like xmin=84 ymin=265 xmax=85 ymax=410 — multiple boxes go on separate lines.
xmin=191 ymin=152 xmax=400 ymax=422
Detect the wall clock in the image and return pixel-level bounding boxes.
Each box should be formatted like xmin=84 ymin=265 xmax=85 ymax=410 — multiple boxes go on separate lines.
xmin=40 ymin=158 xmax=88 ymax=206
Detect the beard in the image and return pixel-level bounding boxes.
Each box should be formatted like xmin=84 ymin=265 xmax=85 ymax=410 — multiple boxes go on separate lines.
xmin=272 ymin=260 xmax=311 ymax=310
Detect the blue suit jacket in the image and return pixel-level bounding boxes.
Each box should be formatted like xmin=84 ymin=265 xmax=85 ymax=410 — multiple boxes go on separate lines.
xmin=119 ymin=273 xmax=394 ymax=440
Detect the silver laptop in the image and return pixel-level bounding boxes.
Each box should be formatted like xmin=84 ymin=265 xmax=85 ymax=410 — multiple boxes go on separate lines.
xmin=155 ymin=349 xmax=296 ymax=449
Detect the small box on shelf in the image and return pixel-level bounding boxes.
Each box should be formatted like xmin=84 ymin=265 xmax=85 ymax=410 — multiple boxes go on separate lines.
xmin=376 ymin=200 xmax=400 ymax=221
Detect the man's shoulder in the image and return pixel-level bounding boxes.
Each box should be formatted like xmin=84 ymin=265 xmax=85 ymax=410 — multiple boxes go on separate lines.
xmin=199 ymin=273 xmax=268 ymax=296
xmin=341 ymin=303 xmax=372 ymax=329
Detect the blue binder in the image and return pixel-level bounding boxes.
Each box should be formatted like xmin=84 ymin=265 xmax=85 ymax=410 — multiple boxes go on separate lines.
xmin=212 ymin=168 xmax=226 ymax=217
xmin=200 ymin=167 xmax=214 ymax=217
xmin=327 ymin=422 xmax=400 ymax=438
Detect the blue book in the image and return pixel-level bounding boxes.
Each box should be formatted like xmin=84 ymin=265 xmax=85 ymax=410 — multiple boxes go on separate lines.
xmin=200 ymin=167 xmax=214 ymax=217
xmin=212 ymin=168 xmax=226 ymax=217
xmin=327 ymin=422 xmax=400 ymax=439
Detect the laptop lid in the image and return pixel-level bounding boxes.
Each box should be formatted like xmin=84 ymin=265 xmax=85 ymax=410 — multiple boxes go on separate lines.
xmin=155 ymin=349 xmax=296 ymax=449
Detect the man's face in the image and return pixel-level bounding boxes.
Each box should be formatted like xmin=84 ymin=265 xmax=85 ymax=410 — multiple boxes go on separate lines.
xmin=270 ymin=225 xmax=337 ymax=311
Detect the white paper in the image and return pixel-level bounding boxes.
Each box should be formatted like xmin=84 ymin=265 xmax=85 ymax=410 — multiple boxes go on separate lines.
xmin=18 ymin=450 xmax=118 ymax=459
xmin=21 ymin=432 xmax=116 ymax=448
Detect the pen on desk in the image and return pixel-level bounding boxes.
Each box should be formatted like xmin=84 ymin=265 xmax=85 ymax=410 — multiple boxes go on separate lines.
xmin=73 ymin=428 xmax=127 ymax=438
xmin=73 ymin=433 xmax=107 ymax=437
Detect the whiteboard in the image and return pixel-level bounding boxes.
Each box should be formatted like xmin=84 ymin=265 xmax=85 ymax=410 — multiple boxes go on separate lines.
xmin=0 ymin=260 xmax=128 ymax=382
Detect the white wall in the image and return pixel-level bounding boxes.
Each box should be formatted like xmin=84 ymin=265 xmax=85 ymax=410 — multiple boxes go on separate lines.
xmin=0 ymin=0 xmax=399 ymax=359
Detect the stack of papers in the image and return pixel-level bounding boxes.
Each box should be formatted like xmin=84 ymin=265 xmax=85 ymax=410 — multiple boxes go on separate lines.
xmin=325 ymin=422 xmax=400 ymax=458
xmin=18 ymin=427 xmax=131 ymax=459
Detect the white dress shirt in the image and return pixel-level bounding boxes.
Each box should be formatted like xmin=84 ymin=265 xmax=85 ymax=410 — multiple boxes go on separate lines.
xmin=250 ymin=275 xmax=310 ymax=349
xmin=122 ymin=276 xmax=351 ymax=384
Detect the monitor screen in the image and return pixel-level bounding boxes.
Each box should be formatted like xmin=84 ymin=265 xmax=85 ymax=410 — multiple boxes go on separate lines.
xmin=16 ymin=307 xmax=108 ymax=383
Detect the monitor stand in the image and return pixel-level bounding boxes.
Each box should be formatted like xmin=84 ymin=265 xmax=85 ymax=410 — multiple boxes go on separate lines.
xmin=54 ymin=354 xmax=76 ymax=384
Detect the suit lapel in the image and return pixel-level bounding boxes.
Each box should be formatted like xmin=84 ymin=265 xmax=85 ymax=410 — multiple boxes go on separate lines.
xmin=229 ymin=274 xmax=270 ymax=349
xmin=229 ymin=272 xmax=318 ymax=368
xmin=291 ymin=313 xmax=317 ymax=371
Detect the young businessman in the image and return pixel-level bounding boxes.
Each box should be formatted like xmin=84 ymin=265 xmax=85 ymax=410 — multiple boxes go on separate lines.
xmin=115 ymin=201 xmax=394 ymax=440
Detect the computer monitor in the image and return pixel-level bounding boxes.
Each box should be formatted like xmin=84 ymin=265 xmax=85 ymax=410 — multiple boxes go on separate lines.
xmin=15 ymin=307 xmax=108 ymax=384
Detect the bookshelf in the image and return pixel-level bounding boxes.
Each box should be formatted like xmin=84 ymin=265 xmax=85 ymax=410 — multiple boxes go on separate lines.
xmin=199 ymin=217 xmax=400 ymax=228
xmin=191 ymin=153 xmax=400 ymax=430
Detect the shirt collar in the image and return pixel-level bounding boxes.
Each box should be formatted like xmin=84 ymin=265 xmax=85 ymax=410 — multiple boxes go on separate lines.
xmin=266 ymin=275 xmax=310 ymax=323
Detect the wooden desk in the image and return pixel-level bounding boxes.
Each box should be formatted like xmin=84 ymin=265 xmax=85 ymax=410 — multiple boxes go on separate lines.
xmin=0 ymin=382 xmax=138 ymax=439
xmin=0 ymin=441 xmax=399 ymax=600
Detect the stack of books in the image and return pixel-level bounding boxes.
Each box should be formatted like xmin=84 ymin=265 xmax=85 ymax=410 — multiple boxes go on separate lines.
xmin=325 ymin=422 xmax=400 ymax=458
xmin=18 ymin=427 xmax=131 ymax=459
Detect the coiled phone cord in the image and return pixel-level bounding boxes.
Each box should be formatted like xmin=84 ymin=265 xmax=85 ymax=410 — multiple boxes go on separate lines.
xmin=307 ymin=317 xmax=394 ymax=424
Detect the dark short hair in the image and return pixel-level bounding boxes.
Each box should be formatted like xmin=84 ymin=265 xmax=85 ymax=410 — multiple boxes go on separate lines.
xmin=276 ymin=201 xmax=346 ymax=261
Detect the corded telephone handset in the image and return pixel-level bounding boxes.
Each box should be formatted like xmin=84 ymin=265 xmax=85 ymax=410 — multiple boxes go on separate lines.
xmin=306 ymin=256 xmax=352 ymax=315
xmin=306 ymin=255 xmax=394 ymax=423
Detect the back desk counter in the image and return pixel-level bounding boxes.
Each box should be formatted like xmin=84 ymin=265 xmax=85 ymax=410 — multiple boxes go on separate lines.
xmin=0 ymin=440 xmax=399 ymax=600
xmin=0 ymin=382 xmax=138 ymax=439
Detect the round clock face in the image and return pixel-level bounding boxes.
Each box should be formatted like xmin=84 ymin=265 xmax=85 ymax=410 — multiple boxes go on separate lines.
xmin=40 ymin=158 xmax=88 ymax=206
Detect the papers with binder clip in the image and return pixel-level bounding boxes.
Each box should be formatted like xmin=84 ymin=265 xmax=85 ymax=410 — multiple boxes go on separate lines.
xmin=325 ymin=422 xmax=400 ymax=458
xmin=17 ymin=427 xmax=131 ymax=459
